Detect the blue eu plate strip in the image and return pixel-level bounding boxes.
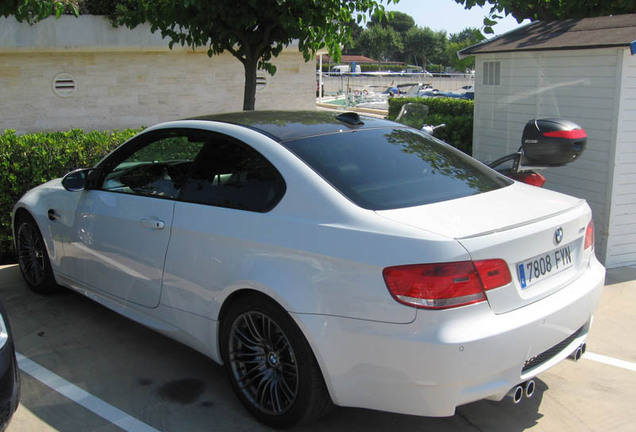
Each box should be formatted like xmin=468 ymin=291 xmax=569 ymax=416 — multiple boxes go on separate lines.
xmin=518 ymin=264 xmax=527 ymax=289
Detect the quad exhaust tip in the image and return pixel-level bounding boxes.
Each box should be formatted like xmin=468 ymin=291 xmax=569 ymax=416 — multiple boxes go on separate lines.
xmin=510 ymin=385 xmax=523 ymax=404
xmin=508 ymin=379 xmax=536 ymax=404
xmin=509 ymin=342 xmax=587 ymax=405
xmin=569 ymin=343 xmax=587 ymax=361
xmin=524 ymin=379 xmax=535 ymax=398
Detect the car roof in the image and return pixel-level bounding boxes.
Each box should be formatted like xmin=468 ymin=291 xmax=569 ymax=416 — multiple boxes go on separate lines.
xmin=189 ymin=111 xmax=406 ymax=142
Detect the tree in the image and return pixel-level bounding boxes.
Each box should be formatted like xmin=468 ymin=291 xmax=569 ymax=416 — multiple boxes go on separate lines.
xmin=110 ymin=0 xmax=398 ymax=110
xmin=403 ymin=27 xmax=447 ymax=69
xmin=369 ymin=10 xmax=415 ymax=33
xmin=341 ymin=20 xmax=365 ymax=54
xmin=367 ymin=10 xmax=415 ymax=63
xmin=449 ymin=27 xmax=485 ymax=44
xmin=454 ymin=0 xmax=636 ymax=34
xmin=446 ymin=27 xmax=484 ymax=71
xmin=384 ymin=10 xmax=415 ymax=34
xmin=357 ymin=24 xmax=404 ymax=68
xmin=1 ymin=0 xmax=79 ymax=23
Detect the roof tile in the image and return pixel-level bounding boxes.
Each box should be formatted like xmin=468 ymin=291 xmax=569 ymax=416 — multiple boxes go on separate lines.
xmin=461 ymin=13 xmax=636 ymax=55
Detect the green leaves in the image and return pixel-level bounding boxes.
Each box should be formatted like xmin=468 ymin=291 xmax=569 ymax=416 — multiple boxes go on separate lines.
xmin=2 ymin=0 xmax=79 ymax=24
xmin=388 ymin=98 xmax=475 ymax=155
xmin=456 ymin=0 xmax=636 ymax=34
xmin=402 ymin=26 xmax=448 ymax=69
xmin=483 ymin=17 xmax=498 ymax=27
xmin=357 ymin=24 xmax=403 ymax=68
xmin=0 ymin=128 xmax=140 ymax=261
xmin=354 ymin=18 xmax=484 ymax=72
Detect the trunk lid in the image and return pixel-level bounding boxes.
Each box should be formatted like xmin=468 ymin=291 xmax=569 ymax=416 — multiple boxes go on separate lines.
xmin=376 ymin=183 xmax=594 ymax=313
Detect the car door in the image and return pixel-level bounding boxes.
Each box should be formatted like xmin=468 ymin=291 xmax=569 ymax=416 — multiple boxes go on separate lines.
xmin=160 ymin=134 xmax=286 ymax=318
xmin=60 ymin=129 xmax=207 ymax=308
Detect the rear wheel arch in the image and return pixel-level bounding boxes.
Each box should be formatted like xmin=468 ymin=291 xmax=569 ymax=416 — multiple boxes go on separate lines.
xmin=217 ymin=289 xmax=295 ymax=359
xmin=217 ymin=289 xmax=333 ymax=427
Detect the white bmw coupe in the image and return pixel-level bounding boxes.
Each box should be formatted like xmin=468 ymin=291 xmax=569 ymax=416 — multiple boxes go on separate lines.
xmin=13 ymin=111 xmax=605 ymax=427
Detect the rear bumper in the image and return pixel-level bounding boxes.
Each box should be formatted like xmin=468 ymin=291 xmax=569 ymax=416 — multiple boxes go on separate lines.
xmin=294 ymin=256 xmax=605 ymax=417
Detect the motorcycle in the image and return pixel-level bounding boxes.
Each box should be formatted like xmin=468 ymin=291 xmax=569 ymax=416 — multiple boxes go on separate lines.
xmin=395 ymin=103 xmax=587 ymax=187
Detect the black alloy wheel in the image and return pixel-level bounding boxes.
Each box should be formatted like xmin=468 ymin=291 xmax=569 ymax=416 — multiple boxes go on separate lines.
xmin=221 ymin=295 xmax=332 ymax=428
xmin=15 ymin=216 xmax=58 ymax=294
xmin=228 ymin=311 xmax=299 ymax=415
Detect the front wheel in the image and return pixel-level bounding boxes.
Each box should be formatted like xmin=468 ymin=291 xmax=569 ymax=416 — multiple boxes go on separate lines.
xmin=220 ymin=295 xmax=332 ymax=428
xmin=15 ymin=215 xmax=58 ymax=294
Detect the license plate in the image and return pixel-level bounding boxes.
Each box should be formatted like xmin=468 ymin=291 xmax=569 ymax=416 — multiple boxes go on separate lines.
xmin=517 ymin=243 xmax=575 ymax=289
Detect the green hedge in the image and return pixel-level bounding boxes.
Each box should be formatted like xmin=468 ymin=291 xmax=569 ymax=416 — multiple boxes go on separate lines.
xmin=388 ymin=97 xmax=474 ymax=155
xmin=0 ymin=128 xmax=140 ymax=263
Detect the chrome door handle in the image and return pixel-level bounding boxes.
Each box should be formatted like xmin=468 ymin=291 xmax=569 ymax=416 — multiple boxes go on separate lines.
xmin=140 ymin=218 xmax=165 ymax=230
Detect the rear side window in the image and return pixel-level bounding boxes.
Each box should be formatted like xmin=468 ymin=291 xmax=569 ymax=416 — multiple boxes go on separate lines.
xmin=180 ymin=137 xmax=285 ymax=212
xmin=282 ymin=128 xmax=510 ymax=210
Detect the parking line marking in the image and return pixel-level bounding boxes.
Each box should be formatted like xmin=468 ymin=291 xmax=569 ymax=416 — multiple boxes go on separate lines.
xmin=583 ymin=352 xmax=636 ymax=372
xmin=16 ymin=352 xmax=162 ymax=432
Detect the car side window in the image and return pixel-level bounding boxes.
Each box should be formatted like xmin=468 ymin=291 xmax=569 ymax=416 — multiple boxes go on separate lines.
xmin=180 ymin=137 xmax=285 ymax=212
xmin=101 ymin=132 xmax=206 ymax=199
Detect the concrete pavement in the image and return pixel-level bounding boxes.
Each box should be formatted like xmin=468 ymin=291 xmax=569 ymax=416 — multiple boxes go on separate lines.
xmin=1 ymin=263 xmax=635 ymax=432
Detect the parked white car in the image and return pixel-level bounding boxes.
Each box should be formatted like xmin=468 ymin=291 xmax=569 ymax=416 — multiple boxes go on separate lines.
xmin=13 ymin=111 xmax=605 ymax=427
xmin=329 ymin=64 xmax=361 ymax=74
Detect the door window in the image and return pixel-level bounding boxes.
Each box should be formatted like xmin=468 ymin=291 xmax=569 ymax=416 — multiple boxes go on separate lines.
xmin=101 ymin=131 xmax=206 ymax=199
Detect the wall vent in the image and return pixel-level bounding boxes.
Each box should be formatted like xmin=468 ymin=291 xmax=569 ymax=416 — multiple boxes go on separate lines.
xmin=483 ymin=61 xmax=501 ymax=86
xmin=256 ymin=75 xmax=268 ymax=91
xmin=52 ymin=73 xmax=76 ymax=97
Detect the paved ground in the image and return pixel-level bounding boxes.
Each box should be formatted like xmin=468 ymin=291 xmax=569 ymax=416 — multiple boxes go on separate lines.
xmin=1 ymin=263 xmax=635 ymax=432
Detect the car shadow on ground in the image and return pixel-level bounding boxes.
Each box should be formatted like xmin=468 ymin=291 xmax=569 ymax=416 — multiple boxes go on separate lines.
xmin=1 ymin=264 xmax=546 ymax=432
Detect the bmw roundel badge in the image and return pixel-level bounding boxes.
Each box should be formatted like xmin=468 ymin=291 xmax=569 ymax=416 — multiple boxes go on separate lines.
xmin=554 ymin=227 xmax=564 ymax=245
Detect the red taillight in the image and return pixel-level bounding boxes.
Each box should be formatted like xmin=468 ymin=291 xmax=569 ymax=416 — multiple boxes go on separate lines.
xmin=511 ymin=172 xmax=546 ymax=187
xmin=383 ymin=260 xmax=511 ymax=310
xmin=474 ymin=259 xmax=512 ymax=290
xmin=584 ymin=220 xmax=595 ymax=250
xmin=543 ymin=129 xmax=587 ymax=139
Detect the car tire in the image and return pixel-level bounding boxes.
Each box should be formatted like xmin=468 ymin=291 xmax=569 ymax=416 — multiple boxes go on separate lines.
xmin=15 ymin=215 xmax=59 ymax=294
xmin=220 ymin=294 xmax=333 ymax=428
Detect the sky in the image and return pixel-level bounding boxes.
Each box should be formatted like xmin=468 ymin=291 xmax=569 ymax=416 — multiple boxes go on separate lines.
xmin=385 ymin=0 xmax=529 ymax=36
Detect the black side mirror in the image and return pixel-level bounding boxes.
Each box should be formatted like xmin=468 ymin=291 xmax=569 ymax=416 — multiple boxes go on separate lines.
xmin=62 ymin=168 xmax=91 ymax=191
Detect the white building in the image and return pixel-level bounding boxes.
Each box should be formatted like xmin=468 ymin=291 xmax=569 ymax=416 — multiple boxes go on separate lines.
xmin=460 ymin=14 xmax=636 ymax=268
xmin=0 ymin=15 xmax=315 ymax=133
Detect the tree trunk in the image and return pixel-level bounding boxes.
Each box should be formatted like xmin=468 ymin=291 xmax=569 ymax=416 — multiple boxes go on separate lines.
xmin=242 ymin=55 xmax=258 ymax=111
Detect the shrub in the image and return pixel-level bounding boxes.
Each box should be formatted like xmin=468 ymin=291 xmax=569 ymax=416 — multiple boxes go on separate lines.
xmin=78 ymin=0 xmax=117 ymax=16
xmin=388 ymin=97 xmax=474 ymax=155
xmin=0 ymin=128 xmax=140 ymax=263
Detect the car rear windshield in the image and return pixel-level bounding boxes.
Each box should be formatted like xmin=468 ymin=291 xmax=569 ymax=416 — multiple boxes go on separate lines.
xmin=282 ymin=128 xmax=511 ymax=210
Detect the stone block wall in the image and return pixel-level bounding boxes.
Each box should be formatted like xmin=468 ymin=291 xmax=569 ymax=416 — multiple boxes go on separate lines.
xmin=0 ymin=16 xmax=315 ymax=133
